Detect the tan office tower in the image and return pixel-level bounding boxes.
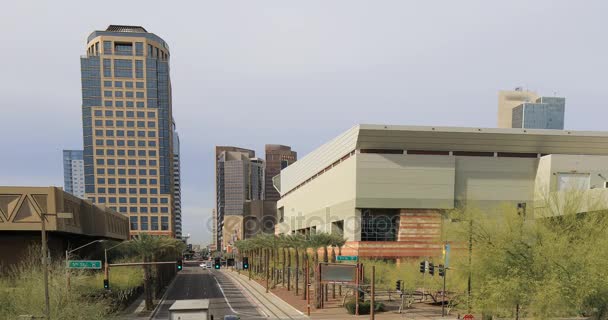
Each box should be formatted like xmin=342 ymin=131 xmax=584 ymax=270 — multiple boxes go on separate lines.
xmin=264 ymin=145 xmax=297 ymax=202
xmin=214 ymin=146 xmax=264 ymax=251
xmin=80 ymin=25 xmax=174 ymax=237
xmin=498 ymin=88 xmax=538 ymax=128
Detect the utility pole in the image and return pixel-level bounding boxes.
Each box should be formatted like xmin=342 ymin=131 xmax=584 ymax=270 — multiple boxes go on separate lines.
xmin=41 ymin=213 xmax=50 ymax=320
xmin=442 ymin=267 xmax=447 ymax=317
xmin=467 ymin=219 xmax=473 ymax=313
xmin=370 ymin=265 xmax=375 ymax=320
xmin=355 ymin=262 xmax=360 ymax=315
xmin=306 ymin=259 xmax=310 ymax=316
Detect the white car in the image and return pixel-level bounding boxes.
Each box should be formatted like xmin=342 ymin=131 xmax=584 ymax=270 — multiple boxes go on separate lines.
xmin=199 ymin=263 xmax=207 ymax=269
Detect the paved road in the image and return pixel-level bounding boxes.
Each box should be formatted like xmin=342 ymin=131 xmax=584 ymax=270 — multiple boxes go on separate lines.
xmin=152 ymin=266 xmax=263 ymax=319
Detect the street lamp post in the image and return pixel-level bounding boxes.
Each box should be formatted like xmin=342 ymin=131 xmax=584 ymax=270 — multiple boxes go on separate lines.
xmin=65 ymin=239 xmax=106 ymax=291
xmin=41 ymin=212 xmax=50 ymax=320
xmin=104 ymin=241 xmax=130 ymax=286
xmin=40 ymin=211 xmax=73 ymax=320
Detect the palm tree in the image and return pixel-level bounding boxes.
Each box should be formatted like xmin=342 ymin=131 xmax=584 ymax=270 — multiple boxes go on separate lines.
xmin=330 ymin=233 xmax=346 ymax=299
xmin=127 ymin=233 xmax=185 ymax=311
xmin=285 ymin=234 xmax=306 ymax=295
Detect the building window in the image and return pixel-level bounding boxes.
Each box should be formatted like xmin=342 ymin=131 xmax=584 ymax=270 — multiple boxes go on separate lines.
xmin=114 ymin=59 xmax=133 ymax=78
xmin=130 ymin=216 xmax=138 ymax=230
xmin=361 ymin=209 xmax=399 ymax=242
xmin=135 ymin=60 xmax=144 ymax=78
xmin=151 ymin=217 xmax=159 ymax=230
xmin=557 ymin=173 xmax=591 ymax=191
xmin=161 ymin=216 xmax=169 ymax=230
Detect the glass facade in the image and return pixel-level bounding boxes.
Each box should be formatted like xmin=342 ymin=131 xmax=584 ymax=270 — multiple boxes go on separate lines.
xmin=63 ymin=150 xmax=85 ymax=198
xmin=512 ymin=96 xmax=566 ymax=129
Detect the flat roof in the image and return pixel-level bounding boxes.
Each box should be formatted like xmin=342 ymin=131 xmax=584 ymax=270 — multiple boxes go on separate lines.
xmin=278 ymin=124 xmax=608 ymax=195
xmin=169 ymin=299 xmax=210 ymax=311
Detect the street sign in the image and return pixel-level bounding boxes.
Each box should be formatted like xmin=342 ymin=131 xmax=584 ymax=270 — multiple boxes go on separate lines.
xmin=68 ymin=260 xmax=102 ymax=269
xmin=336 ymin=255 xmax=358 ymax=261
xmin=320 ymin=263 xmax=357 ymax=284
xmin=444 ymin=243 xmax=451 ymax=268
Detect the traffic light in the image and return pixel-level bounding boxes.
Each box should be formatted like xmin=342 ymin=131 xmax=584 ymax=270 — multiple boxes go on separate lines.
xmin=177 ymin=259 xmax=183 ymax=271
xmin=429 ymin=262 xmax=435 ymax=276
xmin=419 ymin=261 xmax=426 ymax=273
xmin=395 ymin=280 xmax=401 ymax=291
xmin=243 ymin=257 xmax=249 ymax=270
xmin=438 ymin=264 xmax=445 ymax=277
xmin=103 ymin=279 xmax=109 ymax=290
xmin=214 ymin=258 xmax=221 ymax=269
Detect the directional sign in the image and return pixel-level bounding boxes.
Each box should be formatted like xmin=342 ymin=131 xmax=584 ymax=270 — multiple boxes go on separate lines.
xmin=336 ymin=255 xmax=358 ymax=261
xmin=68 ymin=260 xmax=102 ymax=269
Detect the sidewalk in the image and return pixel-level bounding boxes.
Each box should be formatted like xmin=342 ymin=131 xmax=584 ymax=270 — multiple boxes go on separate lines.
xmin=221 ymin=269 xmax=309 ymax=319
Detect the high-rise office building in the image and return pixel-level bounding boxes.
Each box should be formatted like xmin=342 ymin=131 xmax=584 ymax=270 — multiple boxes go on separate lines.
xmin=173 ymin=122 xmax=182 ymax=239
xmin=498 ymin=88 xmax=539 ymax=128
xmin=498 ymin=88 xmax=565 ymax=129
xmin=63 ymin=150 xmax=86 ymax=198
xmin=215 ymin=146 xmax=264 ymax=250
xmin=80 ymin=25 xmax=174 ymax=237
xmin=512 ymin=97 xmax=566 ymax=130
xmin=264 ymin=145 xmax=297 ymax=202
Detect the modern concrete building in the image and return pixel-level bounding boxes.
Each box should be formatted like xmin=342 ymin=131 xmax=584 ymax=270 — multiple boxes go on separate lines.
xmin=264 ymin=145 xmax=297 ymax=202
xmin=63 ymin=150 xmax=85 ymax=198
xmin=222 ymin=200 xmax=277 ymax=253
xmin=80 ymin=25 xmax=174 ymax=237
xmin=173 ymin=123 xmax=182 ymax=239
xmin=512 ymin=96 xmax=566 ymax=129
xmin=274 ymin=124 xmax=608 ymax=259
xmin=0 ymin=186 xmax=128 ymax=269
xmin=498 ymin=88 xmax=565 ymax=129
xmin=215 ymin=146 xmax=265 ymax=251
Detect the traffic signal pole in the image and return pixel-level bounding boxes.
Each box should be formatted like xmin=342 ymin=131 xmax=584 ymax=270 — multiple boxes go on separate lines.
xmin=442 ymin=268 xmax=447 ymax=317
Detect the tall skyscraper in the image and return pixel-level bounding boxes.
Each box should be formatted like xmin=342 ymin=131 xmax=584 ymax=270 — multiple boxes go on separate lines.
xmin=80 ymin=25 xmax=174 ymax=237
xmin=172 ymin=122 xmax=182 ymax=239
xmin=215 ymin=146 xmax=264 ymax=250
xmin=264 ymin=145 xmax=297 ymax=202
xmin=498 ymin=88 xmax=565 ymax=129
xmin=63 ymin=150 xmax=85 ymax=198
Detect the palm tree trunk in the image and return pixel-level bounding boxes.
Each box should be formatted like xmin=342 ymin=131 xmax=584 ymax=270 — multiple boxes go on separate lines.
xmin=331 ymin=247 xmax=336 ymax=299
xmin=314 ymin=249 xmax=321 ymax=308
xmin=287 ymin=248 xmax=292 ymax=291
xmin=323 ymin=246 xmax=329 ymax=303
xmin=338 ymin=246 xmax=343 ymax=296
xmin=294 ymin=248 xmax=299 ymax=295
xmin=143 ymin=255 xmax=153 ymax=311
xmin=282 ymin=248 xmax=286 ymax=287
xmin=302 ymin=251 xmax=308 ymax=300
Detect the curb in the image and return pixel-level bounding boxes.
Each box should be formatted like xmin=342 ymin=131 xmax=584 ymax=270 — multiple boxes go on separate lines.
xmin=148 ymin=274 xmax=179 ymax=320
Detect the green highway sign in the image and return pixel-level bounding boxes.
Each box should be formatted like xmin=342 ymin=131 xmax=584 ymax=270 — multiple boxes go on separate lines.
xmin=336 ymin=255 xmax=358 ymax=261
xmin=68 ymin=260 xmax=102 ymax=269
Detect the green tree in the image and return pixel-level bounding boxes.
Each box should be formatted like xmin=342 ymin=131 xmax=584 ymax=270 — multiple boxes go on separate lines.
xmin=127 ymin=233 xmax=185 ymax=311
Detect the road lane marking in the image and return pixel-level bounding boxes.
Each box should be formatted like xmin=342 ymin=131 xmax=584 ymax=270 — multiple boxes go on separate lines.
xmin=214 ymin=273 xmax=266 ymax=318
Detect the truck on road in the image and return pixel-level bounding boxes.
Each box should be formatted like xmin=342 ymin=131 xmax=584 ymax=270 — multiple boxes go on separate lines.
xmin=168 ymin=299 xmax=210 ymax=320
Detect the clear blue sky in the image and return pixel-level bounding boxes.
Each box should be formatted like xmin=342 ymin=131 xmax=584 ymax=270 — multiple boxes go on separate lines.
xmin=1 ymin=0 xmax=607 ymax=244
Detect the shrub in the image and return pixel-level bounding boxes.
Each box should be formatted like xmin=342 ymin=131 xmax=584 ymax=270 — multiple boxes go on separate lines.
xmin=344 ymin=299 xmax=385 ymax=315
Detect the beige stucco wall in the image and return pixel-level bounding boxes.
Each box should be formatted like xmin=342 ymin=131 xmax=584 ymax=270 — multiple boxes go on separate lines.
xmin=534 ymin=155 xmax=608 ymax=216
xmin=454 ymin=156 xmax=538 ymax=207
xmin=277 ymin=156 xmax=357 ymax=240
xmin=355 ymin=153 xmax=455 ymax=209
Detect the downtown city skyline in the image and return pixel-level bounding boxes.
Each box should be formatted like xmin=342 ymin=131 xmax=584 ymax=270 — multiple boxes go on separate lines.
xmin=2 ymin=0 xmax=608 ymax=245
